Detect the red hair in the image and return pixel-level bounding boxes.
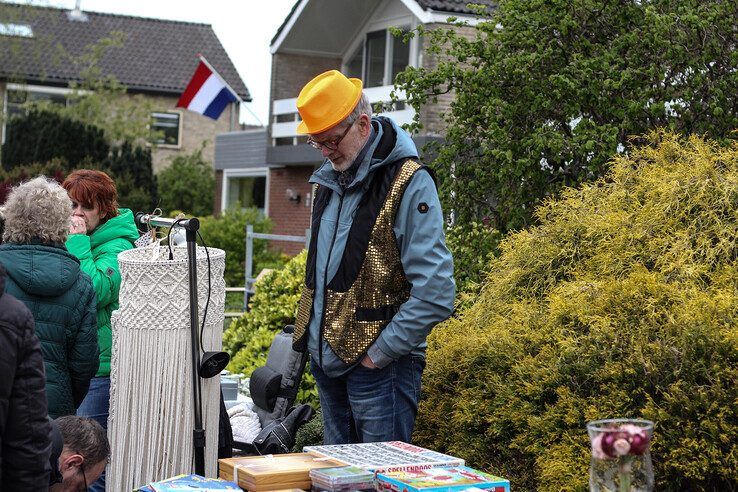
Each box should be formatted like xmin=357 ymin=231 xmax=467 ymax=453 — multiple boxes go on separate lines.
xmin=62 ymin=169 xmax=119 ymax=221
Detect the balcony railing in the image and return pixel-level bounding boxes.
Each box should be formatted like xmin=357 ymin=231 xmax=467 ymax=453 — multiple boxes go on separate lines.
xmin=271 ymin=85 xmax=415 ymax=146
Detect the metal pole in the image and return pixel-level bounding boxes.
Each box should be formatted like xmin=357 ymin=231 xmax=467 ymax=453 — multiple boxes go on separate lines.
xmin=244 ymin=224 xmax=253 ymax=310
xmin=186 ymin=224 xmax=205 ymax=477
xmin=305 ymin=228 xmax=311 ymax=249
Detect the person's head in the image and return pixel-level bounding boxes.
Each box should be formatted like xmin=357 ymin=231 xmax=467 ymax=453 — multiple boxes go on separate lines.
xmin=51 ymin=416 xmax=109 ymax=492
xmin=63 ymin=169 xmax=118 ymax=233
xmin=1 ymin=177 xmax=72 ymax=244
xmin=296 ymin=70 xmax=373 ymax=171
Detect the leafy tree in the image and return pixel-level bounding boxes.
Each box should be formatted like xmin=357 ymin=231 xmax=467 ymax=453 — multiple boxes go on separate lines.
xmin=396 ymin=0 xmax=738 ymax=232
xmin=1 ymin=109 xmax=109 ymax=171
xmin=61 ymin=32 xmax=157 ymax=144
xmin=0 ymin=159 xmax=67 ymax=203
xmin=157 ymin=147 xmax=215 ymax=217
xmin=104 ymin=141 xmax=158 ymax=212
xmin=198 ymin=207 xmax=285 ymax=288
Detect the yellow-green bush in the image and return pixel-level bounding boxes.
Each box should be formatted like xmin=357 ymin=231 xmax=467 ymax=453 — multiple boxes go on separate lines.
xmin=224 ymin=251 xmax=319 ymax=406
xmin=415 ymin=132 xmax=738 ymax=490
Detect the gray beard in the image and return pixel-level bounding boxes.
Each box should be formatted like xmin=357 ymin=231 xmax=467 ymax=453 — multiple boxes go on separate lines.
xmin=330 ymin=149 xmax=360 ymax=172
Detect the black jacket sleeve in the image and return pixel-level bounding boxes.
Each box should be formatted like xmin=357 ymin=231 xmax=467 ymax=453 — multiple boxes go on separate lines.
xmin=0 ymin=295 xmax=52 ymax=491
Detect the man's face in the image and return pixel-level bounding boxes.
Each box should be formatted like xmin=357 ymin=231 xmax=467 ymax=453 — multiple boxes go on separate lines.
xmin=50 ymin=451 xmax=106 ymax=492
xmin=309 ymin=114 xmax=370 ymax=171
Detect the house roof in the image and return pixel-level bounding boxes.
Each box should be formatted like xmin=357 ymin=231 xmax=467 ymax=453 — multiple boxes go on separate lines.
xmin=271 ymin=0 xmax=496 ymax=47
xmin=414 ymin=0 xmax=497 ymax=14
xmin=0 ymin=4 xmax=251 ymax=100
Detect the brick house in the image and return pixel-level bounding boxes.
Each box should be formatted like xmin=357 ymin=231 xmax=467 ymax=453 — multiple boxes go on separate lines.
xmin=215 ymin=0 xmax=493 ymax=255
xmin=0 ymin=3 xmax=250 ymax=174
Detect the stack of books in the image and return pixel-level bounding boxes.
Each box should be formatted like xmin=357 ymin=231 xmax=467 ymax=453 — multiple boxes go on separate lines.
xmin=218 ymin=453 xmax=342 ymax=491
xmin=375 ymin=466 xmax=510 ymax=492
xmin=309 ymin=466 xmax=375 ymax=492
xmin=137 ymin=474 xmax=240 ymax=491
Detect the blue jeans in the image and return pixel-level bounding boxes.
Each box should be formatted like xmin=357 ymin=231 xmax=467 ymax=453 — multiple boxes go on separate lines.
xmin=76 ymin=376 xmax=109 ymax=492
xmin=310 ymin=355 xmax=425 ymax=444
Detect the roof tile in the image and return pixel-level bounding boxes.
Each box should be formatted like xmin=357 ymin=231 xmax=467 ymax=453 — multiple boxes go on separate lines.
xmin=0 ymin=4 xmax=250 ymax=100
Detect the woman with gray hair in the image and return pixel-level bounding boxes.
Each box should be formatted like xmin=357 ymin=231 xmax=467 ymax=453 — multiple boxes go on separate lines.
xmin=0 ymin=177 xmax=99 ymax=418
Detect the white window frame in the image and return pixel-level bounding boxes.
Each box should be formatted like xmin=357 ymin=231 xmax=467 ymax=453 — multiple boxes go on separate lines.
xmin=150 ymin=110 xmax=183 ymax=149
xmin=0 ymin=23 xmax=33 ymax=38
xmin=2 ymin=83 xmax=77 ymax=144
xmin=342 ymin=14 xmax=419 ymax=87
xmin=221 ymin=167 xmax=270 ymax=216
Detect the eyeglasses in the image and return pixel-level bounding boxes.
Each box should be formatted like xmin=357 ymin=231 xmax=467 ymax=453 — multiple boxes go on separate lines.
xmin=77 ymin=462 xmax=88 ymax=492
xmin=307 ymin=120 xmax=355 ymax=151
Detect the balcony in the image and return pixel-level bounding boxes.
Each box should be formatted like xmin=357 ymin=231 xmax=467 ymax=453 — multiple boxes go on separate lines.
xmin=270 ymin=85 xmax=415 ymax=152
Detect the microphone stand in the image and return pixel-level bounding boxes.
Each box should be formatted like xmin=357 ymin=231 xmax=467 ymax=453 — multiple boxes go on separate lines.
xmin=135 ymin=213 xmax=205 ymax=477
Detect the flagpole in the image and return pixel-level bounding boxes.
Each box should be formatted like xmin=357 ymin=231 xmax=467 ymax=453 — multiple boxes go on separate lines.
xmin=197 ymin=54 xmax=244 ymax=104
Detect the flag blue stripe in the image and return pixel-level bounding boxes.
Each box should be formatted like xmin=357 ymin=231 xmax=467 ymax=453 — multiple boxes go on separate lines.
xmin=203 ymin=87 xmax=238 ymax=120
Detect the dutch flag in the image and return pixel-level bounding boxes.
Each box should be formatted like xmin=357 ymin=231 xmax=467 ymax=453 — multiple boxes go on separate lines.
xmin=177 ymin=57 xmax=239 ymax=120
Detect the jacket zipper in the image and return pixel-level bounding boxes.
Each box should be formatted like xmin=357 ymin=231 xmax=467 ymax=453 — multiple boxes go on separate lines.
xmin=317 ymin=192 xmax=344 ymax=367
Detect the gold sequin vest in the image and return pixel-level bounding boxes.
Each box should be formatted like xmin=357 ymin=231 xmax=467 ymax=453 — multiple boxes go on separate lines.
xmin=293 ymin=159 xmax=424 ymax=365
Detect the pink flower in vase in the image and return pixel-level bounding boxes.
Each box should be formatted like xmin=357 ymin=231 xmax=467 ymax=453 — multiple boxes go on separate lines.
xmin=593 ymin=424 xmax=651 ymax=459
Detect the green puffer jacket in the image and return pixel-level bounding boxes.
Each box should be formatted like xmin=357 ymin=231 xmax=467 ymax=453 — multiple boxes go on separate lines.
xmin=66 ymin=208 xmax=139 ymax=377
xmin=0 ymin=242 xmax=99 ymax=418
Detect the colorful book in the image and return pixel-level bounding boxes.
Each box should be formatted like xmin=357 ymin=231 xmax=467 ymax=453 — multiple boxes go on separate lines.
xmin=375 ymin=466 xmax=510 ymax=492
xmin=309 ymin=465 xmax=376 ymax=491
xmin=218 ymin=453 xmax=343 ymax=491
xmin=137 ymin=474 xmax=241 ymax=491
xmin=304 ymin=441 xmax=464 ymax=472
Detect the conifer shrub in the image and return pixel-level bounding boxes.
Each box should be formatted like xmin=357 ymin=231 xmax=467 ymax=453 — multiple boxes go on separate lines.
xmin=415 ymin=133 xmax=738 ymax=490
xmin=224 ymin=251 xmax=318 ymax=407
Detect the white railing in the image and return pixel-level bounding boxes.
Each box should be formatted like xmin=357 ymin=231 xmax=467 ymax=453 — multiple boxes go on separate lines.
xmin=271 ymin=85 xmax=415 ymax=143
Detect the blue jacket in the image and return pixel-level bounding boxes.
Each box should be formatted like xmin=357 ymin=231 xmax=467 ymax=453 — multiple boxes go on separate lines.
xmin=307 ymin=116 xmax=455 ymax=377
xmin=0 ymin=243 xmax=99 ymax=418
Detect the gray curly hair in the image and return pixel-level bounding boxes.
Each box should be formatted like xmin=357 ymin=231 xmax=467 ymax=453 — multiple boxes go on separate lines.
xmin=2 ymin=177 xmax=72 ymax=244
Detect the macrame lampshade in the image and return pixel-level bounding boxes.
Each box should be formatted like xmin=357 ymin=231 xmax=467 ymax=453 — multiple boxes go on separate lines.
xmin=108 ymin=245 xmax=226 ymax=489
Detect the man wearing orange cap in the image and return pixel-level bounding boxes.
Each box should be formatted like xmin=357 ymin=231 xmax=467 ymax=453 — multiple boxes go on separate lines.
xmin=292 ymin=70 xmax=455 ymax=444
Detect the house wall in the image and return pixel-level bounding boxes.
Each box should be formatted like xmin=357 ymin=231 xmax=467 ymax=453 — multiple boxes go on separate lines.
xmin=270 ymin=52 xmax=342 ymax=111
xmin=267 ymin=165 xmax=315 ymax=256
xmin=145 ymin=93 xmax=238 ymax=174
xmin=417 ymin=23 xmax=476 ymax=136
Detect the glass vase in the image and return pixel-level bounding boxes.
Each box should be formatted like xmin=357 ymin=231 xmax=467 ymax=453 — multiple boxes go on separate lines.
xmin=587 ymin=419 xmax=654 ymax=492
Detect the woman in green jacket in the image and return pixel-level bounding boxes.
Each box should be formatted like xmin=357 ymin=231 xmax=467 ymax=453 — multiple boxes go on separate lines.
xmin=64 ymin=169 xmax=139 ymax=492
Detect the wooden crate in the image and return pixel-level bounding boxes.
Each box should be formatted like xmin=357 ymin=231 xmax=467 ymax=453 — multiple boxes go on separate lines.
xmin=218 ymin=453 xmax=343 ymax=491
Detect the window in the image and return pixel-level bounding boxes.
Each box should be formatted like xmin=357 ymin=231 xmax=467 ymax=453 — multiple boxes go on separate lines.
xmin=2 ymin=86 xmax=69 ymax=143
xmin=226 ymin=175 xmax=267 ymax=213
xmin=0 ymin=23 xmax=33 ymax=38
xmin=345 ymin=27 xmax=412 ymax=88
xmin=150 ymin=112 xmax=181 ymax=146
xmin=365 ymin=30 xmax=387 ymax=88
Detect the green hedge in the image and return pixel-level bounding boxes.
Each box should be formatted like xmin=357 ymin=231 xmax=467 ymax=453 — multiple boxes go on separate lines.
xmin=224 ymin=251 xmax=319 ymax=407
xmin=444 ymin=221 xmax=501 ymax=299
xmin=415 ymin=133 xmax=738 ymax=490
xmin=198 ymin=207 xmax=284 ymax=288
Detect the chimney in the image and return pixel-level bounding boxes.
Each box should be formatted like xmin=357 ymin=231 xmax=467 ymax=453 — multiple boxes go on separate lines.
xmin=67 ymin=0 xmax=88 ymax=22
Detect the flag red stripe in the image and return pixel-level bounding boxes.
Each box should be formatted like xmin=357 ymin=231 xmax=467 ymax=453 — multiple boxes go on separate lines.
xmin=176 ymin=61 xmax=212 ymax=108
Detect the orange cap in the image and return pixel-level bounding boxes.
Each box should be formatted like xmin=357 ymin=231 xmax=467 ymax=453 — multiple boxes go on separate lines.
xmin=296 ymin=70 xmax=363 ymax=134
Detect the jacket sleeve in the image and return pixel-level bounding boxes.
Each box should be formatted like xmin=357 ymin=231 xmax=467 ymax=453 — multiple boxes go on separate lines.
xmin=367 ymin=170 xmax=455 ymax=367
xmin=66 ymin=235 xmax=128 ymax=309
xmin=68 ymin=282 xmax=100 ymax=407
xmin=1 ymin=307 xmax=52 ymax=490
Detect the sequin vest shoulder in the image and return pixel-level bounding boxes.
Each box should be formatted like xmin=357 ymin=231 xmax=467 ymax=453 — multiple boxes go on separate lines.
xmin=293 ymin=159 xmax=423 ymax=364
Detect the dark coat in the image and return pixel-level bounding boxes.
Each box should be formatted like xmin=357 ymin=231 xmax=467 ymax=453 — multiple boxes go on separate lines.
xmin=0 ymin=243 xmax=99 ymax=418
xmin=0 ymin=262 xmax=52 ymax=491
